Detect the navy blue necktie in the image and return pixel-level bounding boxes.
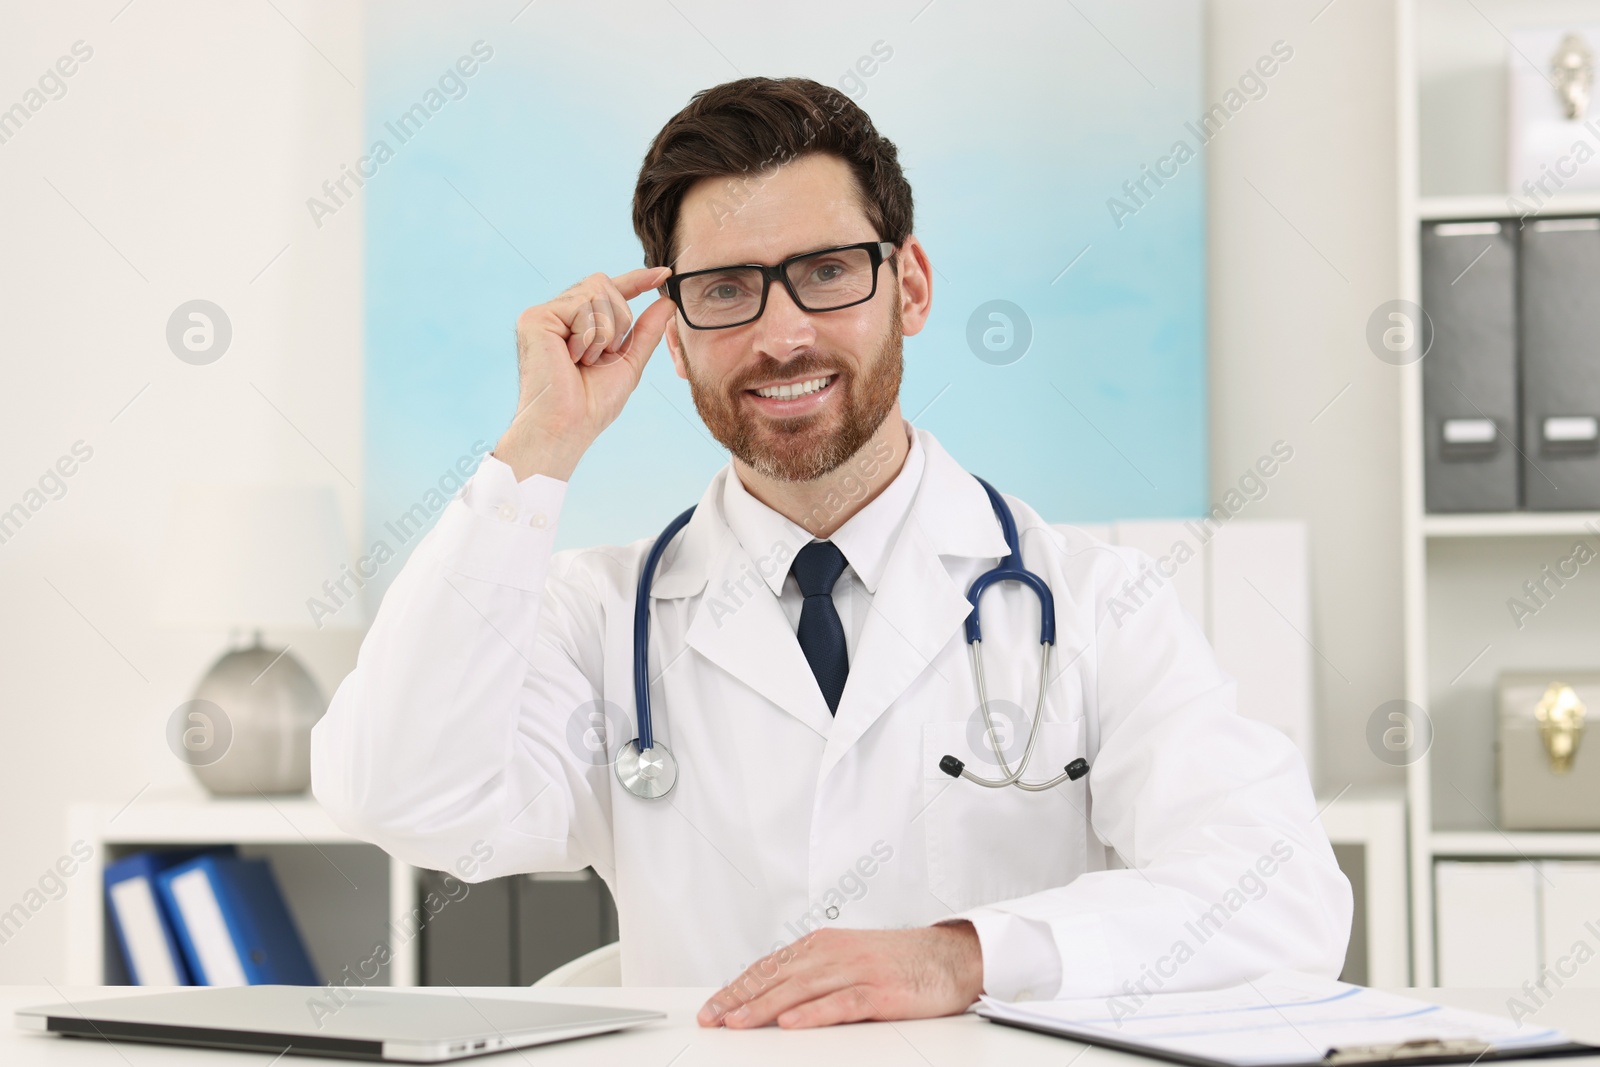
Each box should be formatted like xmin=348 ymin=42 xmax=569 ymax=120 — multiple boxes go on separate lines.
xmin=792 ymin=540 xmax=849 ymax=716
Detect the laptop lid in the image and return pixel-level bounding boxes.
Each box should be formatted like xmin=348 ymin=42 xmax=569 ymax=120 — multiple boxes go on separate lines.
xmin=16 ymin=986 xmax=665 ymax=1062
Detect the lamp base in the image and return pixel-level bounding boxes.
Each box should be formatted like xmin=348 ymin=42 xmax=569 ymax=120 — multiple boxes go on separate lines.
xmin=185 ymin=644 xmax=326 ymax=796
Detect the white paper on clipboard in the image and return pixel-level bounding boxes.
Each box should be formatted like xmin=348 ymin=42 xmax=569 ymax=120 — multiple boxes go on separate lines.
xmin=977 ymin=971 xmax=1575 ymax=1067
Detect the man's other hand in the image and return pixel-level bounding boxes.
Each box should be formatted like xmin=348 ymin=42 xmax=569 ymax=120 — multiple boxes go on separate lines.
xmin=696 ymin=922 xmax=984 ymax=1029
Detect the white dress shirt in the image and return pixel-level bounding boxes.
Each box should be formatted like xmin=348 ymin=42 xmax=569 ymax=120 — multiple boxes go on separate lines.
xmin=720 ymin=419 xmax=924 ymax=669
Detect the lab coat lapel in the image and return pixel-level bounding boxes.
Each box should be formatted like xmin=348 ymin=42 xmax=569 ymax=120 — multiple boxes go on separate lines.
xmin=652 ymin=470 xmax=836 ymax=740
xmin=820 ymin=431 xmax=1011 ymax=779
xmin=650 ymin=433 xmax=1013 ymax=758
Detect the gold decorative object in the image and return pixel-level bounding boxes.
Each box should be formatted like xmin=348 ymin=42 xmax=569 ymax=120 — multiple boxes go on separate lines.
xmin=1534 ymin=682 xmax=1586 ymax=774
xmin=1552 ymin=31 xmax=1595 ymax=120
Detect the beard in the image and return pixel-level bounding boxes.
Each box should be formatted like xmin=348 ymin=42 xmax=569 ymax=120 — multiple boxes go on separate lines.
xmin=684 ymin=299 xmax=903 ymax=483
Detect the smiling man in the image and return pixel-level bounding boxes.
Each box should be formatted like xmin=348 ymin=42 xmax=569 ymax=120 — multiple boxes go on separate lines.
xmin=312 ymin=76 xmax=1351 ymax=1028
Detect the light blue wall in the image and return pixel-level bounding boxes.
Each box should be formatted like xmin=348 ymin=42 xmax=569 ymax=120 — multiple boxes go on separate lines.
xmin=361 ymin=1 xmax=1206 ymax=597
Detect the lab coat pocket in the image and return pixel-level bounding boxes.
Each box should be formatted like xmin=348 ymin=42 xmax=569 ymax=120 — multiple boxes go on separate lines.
xmin=920 ymin=717 xmax=1089 ymax=914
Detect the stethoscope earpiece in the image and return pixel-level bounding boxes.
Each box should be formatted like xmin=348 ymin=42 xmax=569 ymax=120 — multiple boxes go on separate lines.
xmin=941 ymin=753 xmax=1091 ymax=786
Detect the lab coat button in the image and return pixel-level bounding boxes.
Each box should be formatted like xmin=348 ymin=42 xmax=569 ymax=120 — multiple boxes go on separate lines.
xmin=529 ymin=512 xmax=548 ymax=529
xmin=824 ymin=905 xmax=839 ymax=920
xmin=496 ymin=502 xmax=517 ymax=522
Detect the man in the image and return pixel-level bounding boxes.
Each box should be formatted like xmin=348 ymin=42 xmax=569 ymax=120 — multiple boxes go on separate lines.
xmin=311 ymin=76 xmax=1351 ymax=1029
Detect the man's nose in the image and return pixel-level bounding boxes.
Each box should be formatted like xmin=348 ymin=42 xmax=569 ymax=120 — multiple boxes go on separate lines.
xmin=751 ymin=275 xmax=817 ymax=354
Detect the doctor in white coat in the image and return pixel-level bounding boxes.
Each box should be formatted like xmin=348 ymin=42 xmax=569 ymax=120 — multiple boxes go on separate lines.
xmin=311 ymin=75 xmax=1352 ymax=1029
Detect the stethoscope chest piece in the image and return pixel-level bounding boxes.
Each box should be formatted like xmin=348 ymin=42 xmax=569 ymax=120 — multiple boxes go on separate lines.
xmin=615 ymin=738 xmax=678 ymax=799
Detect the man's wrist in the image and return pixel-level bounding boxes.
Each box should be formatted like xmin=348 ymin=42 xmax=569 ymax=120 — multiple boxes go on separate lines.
xmin=492 ymin=435 xmax=581 ymax=482
xmin=932 ymin=919 xmax=985 ymax=1002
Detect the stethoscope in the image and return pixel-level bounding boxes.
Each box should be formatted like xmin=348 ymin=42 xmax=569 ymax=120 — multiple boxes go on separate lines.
xmin=613 ymin=475 xmax=1091 ymax=799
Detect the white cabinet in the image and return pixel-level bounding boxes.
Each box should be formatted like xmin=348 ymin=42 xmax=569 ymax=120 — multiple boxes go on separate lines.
xmin=1540 ymin=861 xmax=1600 ymax=988
xmin=1436 ymin=860 xmax=1600 ymax=988
xmin=1435 ymin=862 xmax=1539 ymax=986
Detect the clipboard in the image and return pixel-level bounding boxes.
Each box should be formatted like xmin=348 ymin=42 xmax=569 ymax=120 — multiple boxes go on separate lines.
xmin=983 ymin=1014 xmax=1598 ymax=1067
xmin=975 ymin=972 xmax=1600 ymax=1067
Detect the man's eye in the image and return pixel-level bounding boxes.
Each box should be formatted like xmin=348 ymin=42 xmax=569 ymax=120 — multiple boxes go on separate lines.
xmin=709 ymin=283 xmax=744 ymax=300
xmin=810 ymin=263 xmax=845 ymax=283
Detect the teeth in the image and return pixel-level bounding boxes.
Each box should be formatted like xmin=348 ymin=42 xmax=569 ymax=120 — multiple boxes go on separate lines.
xmin=754 ymin=375 xmax=834 ymax=400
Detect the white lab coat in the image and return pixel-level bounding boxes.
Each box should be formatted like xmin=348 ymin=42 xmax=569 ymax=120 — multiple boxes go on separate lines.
xmin=311 ymin=427 xmax=1351 ymax=1000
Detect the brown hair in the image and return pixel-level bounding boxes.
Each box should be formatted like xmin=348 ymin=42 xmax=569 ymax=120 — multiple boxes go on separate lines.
xmin=632 ymin=76 xmax=913 ymax=271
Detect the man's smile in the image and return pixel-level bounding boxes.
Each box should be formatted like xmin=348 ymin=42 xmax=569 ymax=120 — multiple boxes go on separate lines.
xmin=743 ymin=372 xmax=841 ymax=416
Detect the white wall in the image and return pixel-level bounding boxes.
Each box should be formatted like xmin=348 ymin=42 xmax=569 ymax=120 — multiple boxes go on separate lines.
xmin=0 ymin=1 xmax=365 ymax=982
xmin=1205 ymin=0 xmax=1406 ymax=795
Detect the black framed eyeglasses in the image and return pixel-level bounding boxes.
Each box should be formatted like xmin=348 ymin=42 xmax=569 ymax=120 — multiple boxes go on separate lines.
xmin=664 ymin=240 xmax=897 ymax=330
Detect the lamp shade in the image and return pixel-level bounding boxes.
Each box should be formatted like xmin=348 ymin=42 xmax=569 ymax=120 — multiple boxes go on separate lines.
xmin=153 ymin=483 xmax=362 ymax=630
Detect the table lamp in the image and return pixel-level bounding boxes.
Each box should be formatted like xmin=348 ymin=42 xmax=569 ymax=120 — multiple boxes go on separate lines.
xmin=153 ymin=483 xmax=361 ymax=795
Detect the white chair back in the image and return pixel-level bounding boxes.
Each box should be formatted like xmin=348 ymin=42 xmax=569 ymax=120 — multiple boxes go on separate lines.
xmin=531 ymin=940 xmax=621 ymax=987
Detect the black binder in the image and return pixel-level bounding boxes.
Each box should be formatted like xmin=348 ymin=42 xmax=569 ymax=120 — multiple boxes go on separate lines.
xmin=1420 ymin=219 xmax=1519 ymax=512
xmin=1520 ymin=216 xmax=1600 ymax=510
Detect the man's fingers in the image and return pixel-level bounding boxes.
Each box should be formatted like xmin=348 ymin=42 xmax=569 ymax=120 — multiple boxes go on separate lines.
xmin=567 ymin=298 xmax=608 ymax=364
xmin=547 ymin=268 xmax=666 ymax=357
xmin=775 ymin=986 xmax=878 ymax=1029
xmin=594 ymin=278 xmax=636 ymax=359
xmin=553 ymin=268 xmax=669 ymax=365
xmin=579 ymin=296 xmax=611 ymax=364
xmin=697 ymin=947 xmax=798 ymax=1026
xmin=722 ymin=970 xmax=853 ymax=1029
xmin=697 ymin=929 xmax=973 ymax=1030
xmin=609 ymin=294 xmax=677 ymax=372
xmin=709 ymin=958 xmax=842 ymax=1029
xmin=610 ymin=265 xmax=672 ymax=302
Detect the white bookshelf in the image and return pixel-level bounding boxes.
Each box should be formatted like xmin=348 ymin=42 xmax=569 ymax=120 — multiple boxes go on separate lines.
xmin=1417 ymin=192 xmax=1600 ymax=219
xmin=1421 ymin=511 xmax=1600 ymax=537
xmin=1399 ymin=0 xmax=1600 ymax=985
xmin=1430 ymin=831 xmax=1600 ymax=857
xmin=67 ymin=797 xmax=419 ymax=987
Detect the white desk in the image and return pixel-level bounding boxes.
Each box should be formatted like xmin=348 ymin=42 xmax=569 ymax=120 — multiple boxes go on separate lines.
xmin=6 ymin=985 xmax=1600 ymax=1065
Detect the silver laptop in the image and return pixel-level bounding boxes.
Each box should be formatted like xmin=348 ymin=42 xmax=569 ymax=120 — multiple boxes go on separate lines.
xmin=15 ymin=985 xmax=665 ymax=1062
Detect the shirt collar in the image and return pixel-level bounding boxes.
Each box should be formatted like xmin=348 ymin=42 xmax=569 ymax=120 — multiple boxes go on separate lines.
xmin=721 ymin=418 xmax=924 ymax=598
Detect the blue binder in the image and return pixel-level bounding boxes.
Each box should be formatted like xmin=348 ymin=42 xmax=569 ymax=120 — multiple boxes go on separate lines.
xmin=105 ymin=850 xmax=211 ymax=985
xmin=154 ymin=853 xmax=319 ymax=986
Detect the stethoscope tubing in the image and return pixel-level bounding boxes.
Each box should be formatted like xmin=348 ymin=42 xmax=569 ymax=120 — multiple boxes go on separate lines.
xmin=623 ymin=475 xmax=1088 ymax=797
xmin=632 ymin=503 xmax=695 ymax=753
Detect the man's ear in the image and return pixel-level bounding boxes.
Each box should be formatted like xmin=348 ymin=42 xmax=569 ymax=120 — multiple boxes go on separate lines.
xmin=663 ymin=316 xmax=689 ymax=380
xmin=895 ymin=235 xmax=934 ymax=338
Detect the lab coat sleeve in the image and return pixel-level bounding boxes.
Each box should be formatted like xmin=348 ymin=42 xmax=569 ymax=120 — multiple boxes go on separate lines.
xmin=310 ymin=453 xmax=618 ymax=883
xmin=953 ymin=543 xmax=1353 ymax=1003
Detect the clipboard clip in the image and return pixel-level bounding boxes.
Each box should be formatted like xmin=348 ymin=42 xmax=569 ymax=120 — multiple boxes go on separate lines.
xmin=1324 ymin=1038 xmax=1492 ymax=1065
